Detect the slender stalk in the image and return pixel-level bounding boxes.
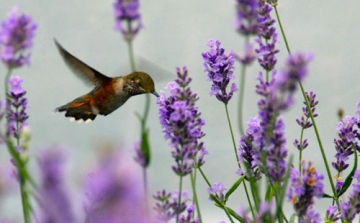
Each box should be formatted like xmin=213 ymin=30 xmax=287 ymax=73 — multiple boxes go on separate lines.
xmin=5 ymin=139 xmax=31 ymax=223
xmin=4 ymin=68 xmax=31 ymax=223
xmin=5 ymin=68 xmax=12 ymax=96
xmin=237 ymin=36 xmax=250 ymax=136
xmin=125 ymin=19 xmax=152 ymax=199
xmin=221 ymin=206 xmax=235 ymax=223
xmin=225 ymin=104 xmax=239 ymax=163
xmin=274 ymin=4 xmax=341 ymax=213
xmin=298 ymin=127 xmax=305 ymax=172
xmin=176 ymin=176 xmax=183 ymax=223
xmin=224 ymin=104 xmax=255 ymax=217
xmin=273 ymin=7 xmax=291 ymax=54
xmin=198 ymin=168 xmax=234 ymax=223
xmin=126 ymin=20 xmax=137 ymax=72
xmin=198 ymin=167 xmax=211 ymax=187
xmin=190 ymin=172 xmax=202 ymax=223
xmin=142 ymin=167 xmax=148 ymax=203
xmin=298 ymin=82 xmax=337 ymax=198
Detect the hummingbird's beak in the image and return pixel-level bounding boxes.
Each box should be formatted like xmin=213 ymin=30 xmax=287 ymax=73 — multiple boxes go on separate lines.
xmin=152 ymin=91 xmax=160 ymax=97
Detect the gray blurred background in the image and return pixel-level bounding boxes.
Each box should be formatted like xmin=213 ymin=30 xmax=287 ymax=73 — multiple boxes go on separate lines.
xmin=0 ymin=0 xmax=359 ymax=222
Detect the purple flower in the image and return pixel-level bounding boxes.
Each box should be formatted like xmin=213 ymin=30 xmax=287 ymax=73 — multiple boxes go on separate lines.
xmin=332 ymin=100 xmax=360 ymax=173
xmin=208 ymin=182 xmax=227 ymax=202
xmin=325 ymin=205 xmax=340 ymax=222
xmin=0 ymin=6 xmax=37 ymax=68
xmin=238 ymin=201 xmax=275 ymax=222
xmin=356 ymin=98 xmax=360 ymax=117
xmin=157 ymin=67 xmax=207 ymax=176
xmin=255 ymin=2 xmax=278 ymax=71
xmin=340 ymin=169 xmax=360 ymax=222
xmin=335 ymin=180 xmax=345 ymax=196
xmin=0 ymin=100 xmax=4 ymax=143
xmin=36 ymin=147 xmax=76 ymax=223
xmin=133 ymin=140 xmax=146 ymax=168
xmin=243 ymin=53 xmax=311 ymax=183
xmin=287 ymin=161 xmax=324 ymax=218
xmin=113 ymin=0 xmax=142 ymax=42
xmin=293 ymin=91 xmax=318 ymax=154
xmin=153 ymin=190 xmax=190 ymax=222
xmin=202 ymin=39 xmax=238 ymax=104
xmin=179 ymin=205 xmax=199 ymax=223
xmin=265 ymin=117 xmax=287 ymax=182
xmin=300 ymin=208 xmax=321 ymax=223
xmin=275 ymin=53 xmax=313 ymax=95
xmin=234 ymin=44 xmax=256 ymax=65
xmin=6 ymin=76 xmax=28 ymax=138
xmin=237 ymin=116 xmax=262 ymax=180
xmin=296 ymin=91 xmax=319 ymax=129
xmin=234 ymin=0 xmax=259 ymax=36
xmin=84 ymin=150 xmax=150 ymax=223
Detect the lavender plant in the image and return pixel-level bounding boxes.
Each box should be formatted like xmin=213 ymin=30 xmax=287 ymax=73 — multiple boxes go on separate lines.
xmin=1 ymin=1 xmax=360 ymax=223
xmin=113 ymin=0 xmax=154 ymax=196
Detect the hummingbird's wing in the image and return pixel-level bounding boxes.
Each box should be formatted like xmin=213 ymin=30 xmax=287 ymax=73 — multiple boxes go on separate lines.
xmin=54 ymin=39 xmax=111 ymax=87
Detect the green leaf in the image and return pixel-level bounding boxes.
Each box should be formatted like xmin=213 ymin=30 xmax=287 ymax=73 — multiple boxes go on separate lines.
xmin=288 ymin=213 xmax=297 ymax=223
xmin=265 ymin=183 xmax=276 ymax=201
xmin=210 ymin=194 xmax=222 ymax=206
xmin=275 ymin=155 xmax=293 ymax=222
xmin=322 ymin=193 xmax=333 ymax=199
xmin=337 ymin=144 xmax=358 ymax=197
xmin=225 ymin=176 xmax=245 ymax=201
xmin=225 ymin=206 xmax=246 ymax=223
xmin=141 ymin=128 xmax=151 ymax=167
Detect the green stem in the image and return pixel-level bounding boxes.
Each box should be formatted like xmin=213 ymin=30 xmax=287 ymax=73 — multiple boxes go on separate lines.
xmin=176 ymin=176 xmax=183 ymax=223
xmin=198 ymin=167 xmax=211 ymax=187
xmin=4 ymin=68 xmax=31 ymax=223
xmin=237 ymin=36 xmax=250 ymax=136
xmin=298 ymin=126 xmax=305 ymax=172
xmin=224 ymin=103 xmax=255 ymax=217
xmin=298 ymin=82 xmax=337 ymax=198
xmin=142 ymin=167 xmax=148 ymax=202
xmin=274 ymin=4 xmax=341 ymax=213
xmin=142 ymin=94 xmax=151 ymax=127
xmin=224 ymin=104 xmax=240 ymax=163
xmin=126 ymin=20 xmax=137 ymax=72
xmin=5 ymin=139 xmax=31 ymax=223
xmin=198 ymin=168 xmax=234 ymax=223
xmin=190 ymin=172 xmax=202 ymax=223
xmin=273 ymin=7 xmax=291 ymax=54
xmin=5 ymin=68 xmax=12 ymax=96
xmin=125 ymin=20 xmax=152 ymax=201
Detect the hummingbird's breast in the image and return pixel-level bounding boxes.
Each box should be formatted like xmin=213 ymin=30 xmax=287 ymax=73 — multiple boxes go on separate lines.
xmin=90 ymin=77 xmax=130 ymax=116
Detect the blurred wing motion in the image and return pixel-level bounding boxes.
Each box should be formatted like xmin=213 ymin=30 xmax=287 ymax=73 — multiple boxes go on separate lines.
xmin=54 ymin=39 xmax=111 ymax=87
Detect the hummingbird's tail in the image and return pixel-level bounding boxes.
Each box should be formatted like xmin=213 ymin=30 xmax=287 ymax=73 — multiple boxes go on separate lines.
xmin=55 ymin=101 xmax=97 ymax=122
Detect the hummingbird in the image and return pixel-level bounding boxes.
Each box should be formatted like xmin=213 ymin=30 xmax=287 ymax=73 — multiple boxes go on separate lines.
xmin=54 ymin=40 xmax=159 ymax=123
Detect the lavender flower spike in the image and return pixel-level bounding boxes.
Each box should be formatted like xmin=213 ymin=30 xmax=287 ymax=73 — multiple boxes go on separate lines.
xmin=153 ymin=190 xmax=190 ymax=222
xmin=202 ymin=39 xmax=238 ymax=104
xmin=157 ymin=67 xmax=207 ymax=176
xmin=332 ymin=99 xmax=360 ymax=174
xmin=340 ymin=169 xmax=360 ymax=222
xmin=208 ymin=182 xmax=227 ymax=202
xmin=6 ymin=76 xmax=28 ymax=138
xmin=287 ymin=161 xmax=324 ymax=219
xmin=179 ymin=205 xmax=199 ymax=223
xmin=84 ymin=150 xmax=150 ymax=223
xmin=234 ymin=0 xmax=259 ymax=36
xmin=255 ymin=2 xmax=278 ymax=71
xmin=0 ymin=6 xmax=37 ymax=68
xmin=113 ymin=0 xmax=143 ymax=42
xmin=37 ymin=147 xmax=76 ymax=223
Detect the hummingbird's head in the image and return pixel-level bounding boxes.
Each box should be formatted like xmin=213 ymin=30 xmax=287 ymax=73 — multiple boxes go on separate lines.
xmin=124 ymin=72 xmax=159 ymax=97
